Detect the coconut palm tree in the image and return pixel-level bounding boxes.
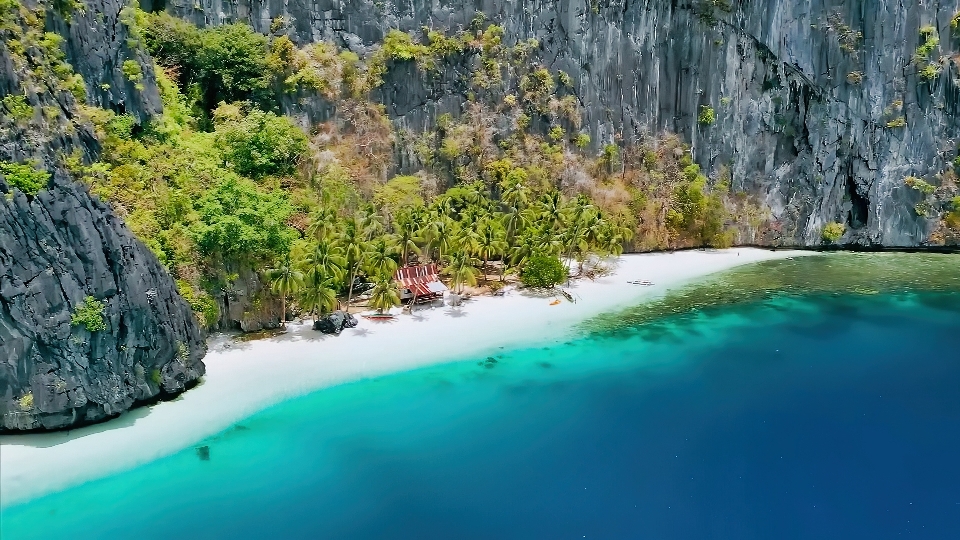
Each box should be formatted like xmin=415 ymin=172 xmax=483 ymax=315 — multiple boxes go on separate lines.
xmin=267 ymin=255 xmax=304 ymax=326
xmin=536 ymin=190 xmax=566 ymax=232
xmin=500 ymin=180 xmax=530 ymax=244
xmin=394 ymin=207 xmax=424 ymax=265
xmin=340 ymin=216 xmax=373 ymax=311
xmin=299 ymin=239 xmax=345 ymax=318
xmin=423 ymin=211 xmax=456 ymax=262
xmin=365 ymin=236 xmax=399 ymax=280
xmin=368 ymin=278 xmax=401 ymax=314
xmin=474 ymin=218 xmax=507 ymax=283
xmin=306 ymin=205 xmax=340 ymax=241
xmin=300 ymin=275 xmax=339 ymax=320
xmin=443 ymin=250 xmax=481 ymax=294
xmin=562 ymin=195 xmax=595 ymax=277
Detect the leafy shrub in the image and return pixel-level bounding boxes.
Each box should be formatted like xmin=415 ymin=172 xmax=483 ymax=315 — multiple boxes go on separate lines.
xmin=821 ymin=222 xmax=846 ymax=243
xmin=213 ymin=107 xmax=308 ymax=178
xmin=698 ymin=105 xmax=716 ymax=125
xmin=905 ymin=176 xmax=936 ymax=195
xmin=886 ymin=116 xmax=906 ymax=128
xmin=916 ymin=27 xmax=939 ymax=59
xmin=520 ymin=254 xmax=567 ymax=288
xmin=0 ymin=161 xmax=50 ymax=194
xmin=2 ymin=94 xmax=33 ymax=121
xmin=919 ymin=63 xmax=942 ymax=81
xmin=575 ymin=133 xmax=591 ymax=149
xmin=71 ymin=296 xmax=107 ymax=332
xmin=945 ymin=197 xmax=960 ymax=230
xmin=176 ymin=280 xmax=220 ymax=328
xmin=18 ymin=392 xmax=33 ymax=411
xmin=121 ymin=59 xmax=143 ymax=83
xmin=150 ymin=368 xmax=162 ymax=386
xmin=846 ymin=71 xmax=863 ymax=84
xmin=914 ymin=201 xmax=934 ymax=217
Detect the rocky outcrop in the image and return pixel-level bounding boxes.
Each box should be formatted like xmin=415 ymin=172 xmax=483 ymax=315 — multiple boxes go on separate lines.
xmin=0 ymin=0 xmax=202 ymax=432
xmin=313 ymin=310 xmax=358 ymax=334
xmin=163 ymin=0 xmax=960 ymax=247
xmin=0 ymin=172 xmax=206 ymax=432
xmin=217 ymin=267 xmax=283 ymax=333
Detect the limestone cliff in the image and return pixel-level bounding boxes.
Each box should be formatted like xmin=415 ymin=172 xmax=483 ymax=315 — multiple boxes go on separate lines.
xmin=0 ymin=0 xmax=205 ymax=431
xmin=161 ymin=0 xmax=960 ymax=247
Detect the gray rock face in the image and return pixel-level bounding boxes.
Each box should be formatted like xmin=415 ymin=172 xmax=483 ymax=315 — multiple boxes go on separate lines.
xmin=0 ymin=0 xmax=199 ymax=432
xmin=163 ymin=0 xmax=960 ymax=247
xmin=0 ymin=172 xmax=206 ymax=432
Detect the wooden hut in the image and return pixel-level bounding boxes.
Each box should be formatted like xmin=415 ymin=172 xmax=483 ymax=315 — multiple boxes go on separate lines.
xmin=394 ymin=264 xmax=448 ymax=304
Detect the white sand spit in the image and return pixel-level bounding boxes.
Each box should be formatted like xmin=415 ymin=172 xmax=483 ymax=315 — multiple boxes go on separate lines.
xmin=0 ymin=248 xmax=808 ymax=507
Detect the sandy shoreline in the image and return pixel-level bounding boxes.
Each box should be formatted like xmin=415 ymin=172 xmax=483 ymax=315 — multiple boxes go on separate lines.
xmin=0 ymin=248 xmax=808 ymax=508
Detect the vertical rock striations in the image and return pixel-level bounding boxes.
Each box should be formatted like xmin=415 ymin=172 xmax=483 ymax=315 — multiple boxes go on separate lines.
xmin=1 ymin=0 xmax=204 ymax=432
xmin=0 ymin=172 xmax=206 ymax=432
xmin=163 ymin=0 xmax=960 ymax=247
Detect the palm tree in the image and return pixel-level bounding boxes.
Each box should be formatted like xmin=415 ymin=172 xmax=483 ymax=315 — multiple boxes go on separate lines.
xmin=300 ymin=275 xmax=339 ymax=319
xmin=394 ymin=207 xmax=424 ymax=265
xmin=340 ymin=216 xmax=373 ymax=311
xmin=443 ymin=250 xmax=481 ymax=294
xmin=299 ymin=239 xmax=345 ymax=318
xmin=306 ymin=205 xmax=340 ymax=241
xmin=536 ymin=190 xmax=566 ymax=232
xmin=500 ymin=180 xmax=530 ymax=245
xmin=267 ymin=255 xmax=304 ymax=326
xmin=368 ymin=278 xmax=401 ymax=314
xmin=562 ymin=195 xmax=595 ymax=277
xmin=474 ymin=218 xmax=507 ymax=283
xmin=365 ymin=236 xmax=399 ymax=280
xmin=423 ymin=211 xmax=455 ymax=262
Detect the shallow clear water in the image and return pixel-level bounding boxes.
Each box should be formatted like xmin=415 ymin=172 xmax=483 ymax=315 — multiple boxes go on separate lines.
xmin=2 ymin=255 xmax=959 ymax=539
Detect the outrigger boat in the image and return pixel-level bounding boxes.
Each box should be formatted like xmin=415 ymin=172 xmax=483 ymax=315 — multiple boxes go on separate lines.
xmin=627 ymin=280 xmax=655 ymax=286
xmin=361 ymin=312 xmax=396 ymax=320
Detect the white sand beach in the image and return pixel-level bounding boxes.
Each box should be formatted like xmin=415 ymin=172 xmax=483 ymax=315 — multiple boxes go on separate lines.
xmin=0 ymin=248 xmax=809 ymax=507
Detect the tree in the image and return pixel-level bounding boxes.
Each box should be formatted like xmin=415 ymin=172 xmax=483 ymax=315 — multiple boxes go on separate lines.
xmin=394 ymin=206 xmax=425 ymax=265
xmin=375 ymin=175 xmax=424 ymax=220
xmin=500 ymin=176 xmax=530 ymax=244
xmin=562 ymin=194 xmax=595 ymax=275
xmin=190 ymin=175 xmax=294 ymax=264
xmin=422 ymin=211 xmax=456 ymax=262
xmin=443 ymin=250 xmax=481 ymax=294
xmin=822 ymin=222 xmax=846 ymax=243
xmin=340 ymin=216 xmax=373 ymax=310
xmin=214 ymin=107 xmax=308 ymax=178
xmin=474 ymin=218 xmax=507 ymax=283
xmin=299 ymin=239 xmax=346 ymax=318
xmin=365 ymin=236 xmax=399 ymax=280
xmin=267 ymin=255 xmax=304 ymax=326
xmin=196 ymin=23 xmax=272 ymax=111
xmin=306 ymin=203 xmax=340 ymax=242
xmin=300 ymin=274 xmax=339 ymax=319
xmin=520 ymin=254 xmax=567 ymax=289
xmin=368 ymin=278 xmax=401 ymax=314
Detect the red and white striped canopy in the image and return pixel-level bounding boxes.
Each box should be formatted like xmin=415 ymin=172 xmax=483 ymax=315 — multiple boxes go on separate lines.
xmin=394 ymin=264 xmax=447 ymax=296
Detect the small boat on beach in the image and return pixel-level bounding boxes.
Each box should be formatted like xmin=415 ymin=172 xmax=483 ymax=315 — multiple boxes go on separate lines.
xmin=628 ymin=280 xmax=655 ymax=286
xmin=362 ymin=313 xmax=396 ymax=320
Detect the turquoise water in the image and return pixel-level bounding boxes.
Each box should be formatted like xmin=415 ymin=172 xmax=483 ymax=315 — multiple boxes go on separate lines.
xmin=2 ymin=256 xmax=959 ymax=538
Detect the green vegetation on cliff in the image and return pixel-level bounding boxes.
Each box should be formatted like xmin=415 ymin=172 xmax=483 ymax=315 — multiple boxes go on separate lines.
xmin=3 ymin=7 xmax=785 ymax=329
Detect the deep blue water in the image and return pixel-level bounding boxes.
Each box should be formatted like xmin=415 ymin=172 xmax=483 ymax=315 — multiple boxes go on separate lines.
xmin=2 ymin=292 xmax=959 ymax=539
